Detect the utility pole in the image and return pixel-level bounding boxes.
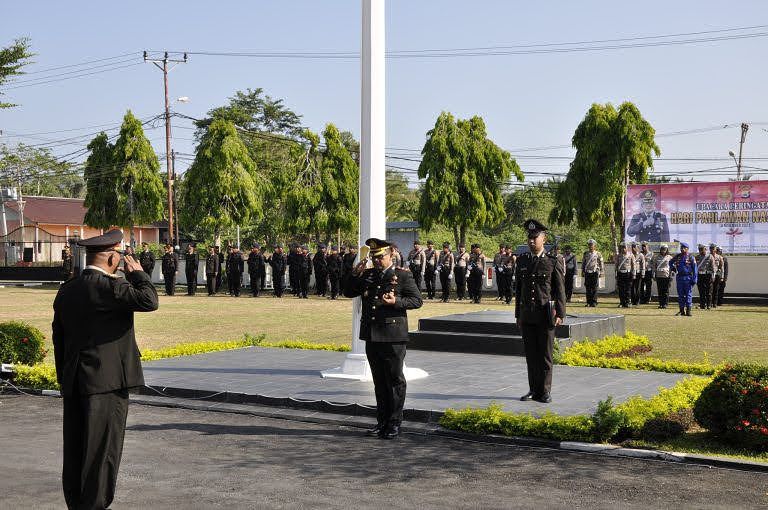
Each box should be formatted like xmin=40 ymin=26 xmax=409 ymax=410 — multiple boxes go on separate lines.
xmin=143 ymin=50 xmax=187 ymax=246
xmin=172 ymin=150 xmax=179 ymax=245
xmin=737 ymin=122 xmax=749 ymax=181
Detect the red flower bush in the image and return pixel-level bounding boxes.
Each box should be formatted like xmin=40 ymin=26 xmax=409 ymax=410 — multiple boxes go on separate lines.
xmin=0 ymin=321 xmax=47 ymax=365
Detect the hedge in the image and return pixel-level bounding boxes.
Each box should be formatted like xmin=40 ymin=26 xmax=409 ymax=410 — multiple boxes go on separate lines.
xmin=0 ymin=321 xmax=47 ymax=365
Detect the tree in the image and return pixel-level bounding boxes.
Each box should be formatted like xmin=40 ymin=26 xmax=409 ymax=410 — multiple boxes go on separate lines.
xmin=179 ymin=119 xmax=261 ymax=243
xmin=83 ymin=133 xmax=116 ymax=228
xmin=111 ymin=111 xmax=164 ymax=245
xmin=417 ymin=112 xmax=523 ymax=247
xmin=0 ymin=37 xmax=33 ymax=109
xmin=386 ymin=170 xmax=419 ymax=222
xmin=0 ymin=143 xmax=83 ymax=197
xmin=549 ymin=102 xmax=659 ymax=255
xmin=320 ymin=123 xmax=358 ymax=239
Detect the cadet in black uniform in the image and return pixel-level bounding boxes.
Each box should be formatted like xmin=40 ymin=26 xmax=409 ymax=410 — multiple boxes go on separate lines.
xmin=563 ymin=246 xmax=577 ymax=302
xmin=247 ymin=244 xmax=266 ymax=297
xmin=326 ymin=245 xmax=343 ymax=299
xmin=343 ymin=238 xmax=423 ymax=439
xmin=288 ymin=244 xmax=302 ymax=296
xmin=423 ymin=240 xmax=438 ymax=299
xmin=227 ymin=247 xmax=244 ymax=297
xmin=298 ymin=246 xmax=312 ymax=298
xmin=138 ymin=242 xmax=155 ymax=277
xmin=269 ymin=245 xmax=287 ymax=297
xmin=215 ymin=246 xmax=224 ymax=293
xmin=52 ymin=229 xmax=159 ymax=510
xmin=515 ymin=220 xmax=566 ymax=404
xmin=161 ymin=243 xmax=178 ymax=295
xmin=205 ymin=246 xmax=220 ymax=296
xmin=342 ymin=245 xmax=357 ymax=285
xmin=313 ymin=244 xmax=329 ymax=296
xmin=185 ymin=244 xmax=199 ymax=296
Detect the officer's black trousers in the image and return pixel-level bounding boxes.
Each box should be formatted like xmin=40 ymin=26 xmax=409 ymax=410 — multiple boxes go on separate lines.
xmin=216 ymin=271 xmax=223 ymax=293
xmin=289 ymin=268 xmax=298 ymax=294
xmin=655 ymin=277 xmax=671 ymax=307
xmin=163 ymin=272 xmax=175 ymax=296
xmin=711 ymin=276 xmax=721 ymax=308
xmin=717 ymin=279 xmax=726 ymax=306
xmin=454 ymin=267 xmax=467 ymax=299
xmin=365 ymin=341 xmax=407 ymax=426
xmin=300 ymin=272 xmax=310 ymax=298
xmin=640 ymin=271 xmax=653 ymax=303
xmin=617 ymin=273 xmax=632 ymax=306
xmin=439 ymin=269 xmax=451 ymax=301
xmin=564 ymin=270 xmax=575 ymax=302
xmin=315 ymin=270 xmax=328 ymax=295
xmin=503 ymin=272 xmax=514 ymax=303
xmin=249 ymin=272 xmax=260 ymax=296
xmin=697 ymin=274 xmax=712 ymax=308
xmin=424 ymin=269 xmax=436 ymax=298
xmin=410 ymin=265 xmax=423 ymax=291
xmin=206 ymin=273 xmax=217 ymax=295
xmin=328 ymin=271 xmax=340 ymax=298
xmin=520 ymin=322 xmax=554 ymax=397
xmin=631 ymin=274 xmax=641 ymax=305
xmin=63 ymin=389 xmax=129 ymax=510
xmin=186 ymin=269 xmax=197 ymax=296
xmin=273 ymin=273 xmax=285 ymax=297
xmin=495 ymin=270 xmax=504 ymax=298
xmin=230 ymin=272 xmax=242 ymax=297
xmin=584 ymin=272 xmax=599 ymax=306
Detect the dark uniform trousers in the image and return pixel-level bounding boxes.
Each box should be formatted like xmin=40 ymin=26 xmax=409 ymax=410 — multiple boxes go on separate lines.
xmin=250 ymin=272 xmax=265 ymax=296
xmin=631 ymin=273 xmax=641 ymax=305
xmin=366 ymin=342 xmax=407 ymax=426
xmin=564 ymin=269 xmax=575 ymax=302
xmin=468 ymin=268 xmax=483 ymax=302
xmin=503 ymin=269 xmax=514 ymax=304
xmin=229 ymin=271 xmax=242 ymax=296
xmin=186 ymin=268 xmax=197 ymax=296
xmin=697 ymin=274 xmax=712 ymax=309
xmin=163 ymin=272 xmax=175 ymax=296
xmin=439 ymin=267 xmax=451 ymax=302
xmin=584 ymin=272 xmax=599 ymax=306
xmin=640 ymin=270 xmax=653 ymax=303
xmin=617 ymin=273 xmax=632 ymax=307
xmin=328 ymin=271 xmax=341 ymax=298
xmin=710 ymin=275 xmax=721 ymax=308
xmin=454 ymin=266 xmax=467 ymax=299
xmin=206 ymin=274 xmax=217 ymax=295
xmin=424 ymin=266 xmax=436 ymax=299
xmin=409 ymin=265 xmax=423 ymax=291
xmin=656 ymin=277 xmax=671 ymax=308
xmin=520 ymin=320 xmax=554 ymax=397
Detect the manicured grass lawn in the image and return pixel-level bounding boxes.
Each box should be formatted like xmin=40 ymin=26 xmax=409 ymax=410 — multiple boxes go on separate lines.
xmin=1 ymin=286 xmax=765 ymax=365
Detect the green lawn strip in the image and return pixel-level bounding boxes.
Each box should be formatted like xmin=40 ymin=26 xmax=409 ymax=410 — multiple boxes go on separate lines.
xmin=624 ymin=432 xmax=768 ymax=464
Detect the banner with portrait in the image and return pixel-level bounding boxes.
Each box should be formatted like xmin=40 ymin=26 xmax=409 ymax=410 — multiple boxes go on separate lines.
xmin=625 ymin=181 xmax=768 ymax=254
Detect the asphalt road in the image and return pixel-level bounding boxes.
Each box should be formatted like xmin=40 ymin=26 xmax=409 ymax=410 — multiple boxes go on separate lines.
xmin=1 ymin=393 xmax=767 ymax=510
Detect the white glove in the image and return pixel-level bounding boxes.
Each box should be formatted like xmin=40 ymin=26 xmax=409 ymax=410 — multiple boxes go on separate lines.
xmin=448 ymin=273 xmax=453 ymax=280
xmin=435 ymin=269 xmax=440 ymax=275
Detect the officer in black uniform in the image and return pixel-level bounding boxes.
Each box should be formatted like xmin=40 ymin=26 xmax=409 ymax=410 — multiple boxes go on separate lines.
xmin=52 ymin=229 xmax=159 ymax=510
xmin=138 ymin=242 xmax=155 ymax=276
xmin=247 ymin=244 xmax=266 ymax=297
xmin=61 ymin=245 xmax=74 ymax=280
xmin=205 ymin=246 xmax=220 ymax=296
xmin=227 ymin=247 xmax=244 ymax=297
xmin=343 ymin=238 xmax=423 ymax=439
xmin=215 ymin=246 xmax=224 ymax=293
xmin=313 ymin=244 xmax=329 ymax=296
xmin=185 ymin=244 xmax=199 ymax=296
xmin=161 ymin=243 xmax=178 ymax=295
xmin=515 ymin=220 xmax=566 ymax=404
xmin=288 ymin=244 xmax=302 ymax=296
xmin=326 ymin=245 xmax=343 ymax=299
xmin=269 ymin=245 xmax=287 ymax=297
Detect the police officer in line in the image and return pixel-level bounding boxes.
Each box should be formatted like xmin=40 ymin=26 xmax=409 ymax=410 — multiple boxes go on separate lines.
xmin=652 ymin=244 xmax=673 ymax=309
xmin=515 ymin=220 xmax=566 ymax=404
xmin=342 ymin=245 xmax=358 ymax=283
xmin=61 ymin=245 xmax=74 ymax=280
xmin=313 ymin=244 xmax=329 ymax=296
xmin=437 ymin=242 xmax=455 ymax=302
xmin=407 ymin=240 xmax=426 ymax=291
xmin=215 ymin=246 xmax=224 ymax=293
xmin=501 ymin=245 xmax=516 ymax=305
xmin=581 ymin=239 xmax=604 ymax=307
xmin=630 ymin=242 xmax=645 ymax=306
xmin=269 ymin=244 xmax=287 ymax=298
xmin=695 ymin=243 xmax=715 ymax=310
xmin=185 ymin=244 xmax=199 ymax=296
xmin=247 ymin=244 xmax=266 ymax=297
xmin=615 ymin=242 xmax=635 ymax=308
xmin=326 ymin=245 xmax=343 ymax=300
xmin=53 ymin=229 xmax=159 ymax=509
xmin=391 ymin=243 xmax=404 ymax=269
xmin=493 ymin=243 xmax=506 ymax=301
xmin=343 ymin=238 xmax=423 ymax=439
xmin=227 ymin=246 xmax=245 ymax=297
xmin=205 ymin=245 xmax=220 ymax=296
xmin=139 ymin=242 xmax=155 ymax=276
xmin=562 ymin=245 xmax=577 ymax=303
xmin=454 ymin=243 xmax=471 ymax=300
xmin=423 ymin=240 xmax=438 ymax=300
xmin=161 ymin=243 xmax=178 ymax=296
xmin=709 ymin=243 xmax=724 ymax=309
xmin=288 ymin=244 xmax=302 ymax=296
xmin=298 ymin=245 xmax=312 ymax=299
xmin=467 ymin=243 xmax=487 ymax=304
xmin=639 ymin=242 xmax=654 ymax=304
xmin=715 ymin=246 xmax=728 ymax=306
xmin=672 ymin=242 xmax=697 ymax=316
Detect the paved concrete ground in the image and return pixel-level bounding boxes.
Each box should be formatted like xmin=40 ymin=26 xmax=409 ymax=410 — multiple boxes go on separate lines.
xmin=143 ymin=347 xmax=686 ymax=416
xmin=1 ymin=394 xmax=767 ymax=509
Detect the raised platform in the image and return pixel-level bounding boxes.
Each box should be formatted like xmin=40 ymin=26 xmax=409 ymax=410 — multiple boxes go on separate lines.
xmin=408 ymin=311 xmax=625 ymax=356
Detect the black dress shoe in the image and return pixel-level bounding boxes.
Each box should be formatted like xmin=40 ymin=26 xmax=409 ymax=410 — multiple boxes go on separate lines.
xmin=520 ymin=392 xmax=535 ymax=401
xmin=535 ymin=394 xmax=552 ymax=403
xmin=366 ymin=424 xmax=386 ymax=437
xmin=382 ymin=425 xmax=400 ymax=439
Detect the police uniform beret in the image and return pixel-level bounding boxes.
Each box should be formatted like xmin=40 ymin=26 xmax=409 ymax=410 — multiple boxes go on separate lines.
xmin=630 ymin=242 xmax=637 ymax=248
xmin=275 ymin=244 xmax=282 ymax=249
xmin=365 ymin=238 xmax=391 ymax=256
xmin=253 ymin=244 xmax=261 ymax=249
xmin=76 ymin=229 xmax=123 ymax=253
xmin=523 ymin=219 xmax=547 ymax=238
xmin=331 ymin=245 xmax=338 ymax=250
xmin=680 ymin=242 xmax=689 ymax=249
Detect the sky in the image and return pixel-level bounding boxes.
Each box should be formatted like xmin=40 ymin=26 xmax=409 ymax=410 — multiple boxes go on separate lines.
xmin=3 ymin=0 xmax=768 ymax=185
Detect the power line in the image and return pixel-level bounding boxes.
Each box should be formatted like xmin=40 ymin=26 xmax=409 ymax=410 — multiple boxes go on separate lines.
xmin=3 ymin=62 xmax=143 ymax=90
xmin=21 ymin=52 xmax=138 ymax=75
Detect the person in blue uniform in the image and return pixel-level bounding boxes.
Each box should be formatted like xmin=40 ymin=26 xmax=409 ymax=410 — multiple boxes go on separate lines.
xmin=671 ymin=242 xmax=697 ymax=316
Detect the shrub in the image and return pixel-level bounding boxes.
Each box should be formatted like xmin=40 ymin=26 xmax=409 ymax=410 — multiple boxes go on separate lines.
xmin=640 ymin=409 xmax=695 ymax=442
xmin=0 ymin=321 xmax=47 ymax=365
xmin=694 ymin=363 xmax=768 ymax=451
xmin=12 ymin=364 xmax=59 ymax=390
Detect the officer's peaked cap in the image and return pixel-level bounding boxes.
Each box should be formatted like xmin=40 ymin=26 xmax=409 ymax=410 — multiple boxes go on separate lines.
xmin=365 ymin=238 xmax=391 ymax=256
xmin=523 ymin=219 xmax=547 ymax=238
xmin=76 ymin=229 xmax=123 ymax=253
xmin=640 ymin=189 xmax=657 ymax=201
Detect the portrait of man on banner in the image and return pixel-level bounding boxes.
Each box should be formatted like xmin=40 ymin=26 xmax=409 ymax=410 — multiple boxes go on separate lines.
xmin=627 ymin=188 xmax=670 ymax=242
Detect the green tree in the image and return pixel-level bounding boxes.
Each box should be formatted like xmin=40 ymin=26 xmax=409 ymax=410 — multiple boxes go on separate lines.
xmin=0 ymin=143 xmax=82 ymax=198
xmin=417 ymin=112 xmax=523 ymax=247
xmin=0 ymin=37 xmax=33 ymax=109
xmin=111 ymin=111 xmax=164 ymax=245
xmin=194 ymin=88 xmax=302 ymax=138
xmin=179 ymin=119 xmax=261 ymax=243
xmin=83 ymin=133 xmax=116 ymax=228
xmin=549 ymin=102 xmax=659 ymax=255
xmin=386 ymin=170 xmax=419 ymax=222
xmin=320 ymin=123 xmax=358 ymax=240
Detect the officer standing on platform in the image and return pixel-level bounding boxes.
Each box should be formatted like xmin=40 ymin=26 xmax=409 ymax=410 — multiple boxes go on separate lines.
xmin=269 ymin=245 xmax=287 ymax=298
xmin=52 ymin=229 xmax=158 ymax=509
xmin=695 ymin=244 xmax=714 ymax=310
xmin=185 ymin=244 xmax=199 ymax=296
xmin=205 ymin=246 xmax=220 ymax=296
xmin=672 ymin=242 xmax=697 ymax=316
xmin=615 ymin=242 xmax=635 ymax=308
xmin=454 ymin=243 xmax=470 ymax=300
xmin=423 ymin=241 xmax=438 ymax=299
xmin=313 ymin=244 xmax=329 ymax=296
xmin=515 ymin=220 xmax=566 ymax=404
xmin=343 ymin=238 xmax=423 ymax=439
xmin=161 ymin=243 xmax=178 ymax=296
xmin=562 ymin=246 xmax=577 ymax=303
xmin=407 ymin=240 xmax=426 ymax=292
xmin=326 ymin=245 xmax=343 ymax=299
xmin=139 ymin=242 xmax=155 ymax=277
xmin=247 ymin=244 xmax=266 ymax=297
xmin=652 ymin=244 xmax=673 ymax=309
xmin=438 ymin=242 xmax=455 ymax=302
xmin=581 ymin=240 xmax=604 ymax=307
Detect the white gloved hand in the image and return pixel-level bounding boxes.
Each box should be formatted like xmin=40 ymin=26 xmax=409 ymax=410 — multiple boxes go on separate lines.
xmin=435 ymin=269 xmax=440 ymax=275
xmin=448 ymin=273 xmax=453 ymax=280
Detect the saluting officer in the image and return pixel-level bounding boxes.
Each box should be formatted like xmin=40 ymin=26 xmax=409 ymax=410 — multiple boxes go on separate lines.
xmin=423 ymin=240 xmax=438 ymax=300
xmin=695 ymin=244 xmax=714 ymax=310
xmin=269 ymin=245 xmax=287 ymax=297
xmin=515 ymin=220 xmax=566 ymax=404
xmin=438 ymin=242 xmax=455 ymax=302
xmin=407 ymin=240 xmax=426 ymax=291
xmin=161 ymin=243 xmax=178 ymax=296
xmin=185 ymin=244 xmax=199 ymax=296
xmin=247 ymin=244 xmax=266 ymax=297
xmin=53 ymin=229 xmax=158 ymax=509
xmin=652 ymin=244 xmax=673 ymax=309
xmin=672 ymin=242 xmax=697 ymax=316
xmin=205 ymin=246 xmax=220 ymax=296
xmin=343 ymin=238 xmax=423 ymax=439
xmin=138 ymin=242 xmax=155 ymax=277
xmin=615 ymin=242 xmax=635 ymax=308
xmin=581 ymin=240 xmax=604 ymax=307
